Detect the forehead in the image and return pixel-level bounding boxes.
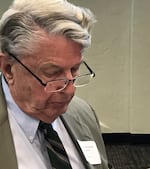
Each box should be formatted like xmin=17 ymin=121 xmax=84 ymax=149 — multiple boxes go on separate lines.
xmin=29 ymin=35 xmax=83 ymax=68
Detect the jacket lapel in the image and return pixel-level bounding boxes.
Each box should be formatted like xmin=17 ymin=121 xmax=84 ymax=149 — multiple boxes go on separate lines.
xmin=61 ymin=114 xmax=98 ymax=169
xmin=0 ymin=78 xmax=18 ymax=169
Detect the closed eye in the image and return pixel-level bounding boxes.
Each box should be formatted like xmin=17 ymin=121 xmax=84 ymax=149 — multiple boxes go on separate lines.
xmin=40 ymin=63 xmax=63 ymax=78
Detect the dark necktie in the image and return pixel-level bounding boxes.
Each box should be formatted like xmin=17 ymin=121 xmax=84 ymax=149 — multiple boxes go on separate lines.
xmin=39 ymin=122 xmax=72 ymax=169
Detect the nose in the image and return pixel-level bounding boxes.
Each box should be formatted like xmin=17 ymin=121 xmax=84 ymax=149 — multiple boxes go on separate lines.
xmin=63 ymin=71 xmax=76 ymax=94
xmin=65 ymin=70 xmax=74 ymax=80
xmin=64 ymin=83 xmax=76 ymax=98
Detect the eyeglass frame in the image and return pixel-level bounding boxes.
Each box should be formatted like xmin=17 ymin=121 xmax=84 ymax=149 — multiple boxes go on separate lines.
xmin=5 ymin=50 xmax=95 ymax=92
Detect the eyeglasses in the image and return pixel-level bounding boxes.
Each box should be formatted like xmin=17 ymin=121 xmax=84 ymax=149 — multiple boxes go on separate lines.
xmin=6 ymin=50 xmax=95 ymax=92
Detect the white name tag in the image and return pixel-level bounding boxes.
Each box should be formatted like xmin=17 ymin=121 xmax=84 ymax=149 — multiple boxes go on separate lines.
xmin=77 ymin=140 xmax=101 ymax=165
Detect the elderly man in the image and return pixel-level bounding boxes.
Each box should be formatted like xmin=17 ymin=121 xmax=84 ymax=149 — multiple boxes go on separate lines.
xmin=0 ymin=0 xmax=110 ymax=169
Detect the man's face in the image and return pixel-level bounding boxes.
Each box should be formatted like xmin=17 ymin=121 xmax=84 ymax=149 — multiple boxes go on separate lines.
xmin=7 ymin=35 xmax=83 ymax=123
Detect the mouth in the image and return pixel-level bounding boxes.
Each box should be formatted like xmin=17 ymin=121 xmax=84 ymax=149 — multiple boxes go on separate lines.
xmin=52 ymin=101 xmax=70 ymax=106
xmin=46 ymin=95 xmax=74 ymax=109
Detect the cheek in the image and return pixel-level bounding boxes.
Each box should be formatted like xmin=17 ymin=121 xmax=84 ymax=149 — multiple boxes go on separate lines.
xmin=12 ymin=82 xmax=50 ymax=111
xmin=13 ymin=83 xmax=33 ymax=102
xmin=14 ymin=72 xmax=44 ymax=98
xmin=12 ymin=75 xmax=44 ymax=102
xmin=28 ymin=85 xmax=54 ymax=105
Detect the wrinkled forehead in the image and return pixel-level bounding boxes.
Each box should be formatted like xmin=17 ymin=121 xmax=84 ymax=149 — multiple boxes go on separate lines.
xmin=24 ymin=35 xmax=83 ymax=67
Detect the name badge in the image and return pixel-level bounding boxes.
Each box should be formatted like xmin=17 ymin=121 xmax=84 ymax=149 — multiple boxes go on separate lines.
xmin=77 ymin=140 xmax=101 ymax=165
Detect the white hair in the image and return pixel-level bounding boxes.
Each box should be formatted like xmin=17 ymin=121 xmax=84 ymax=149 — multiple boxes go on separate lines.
xmin=0 ymin=0 xmax=96 ymax=56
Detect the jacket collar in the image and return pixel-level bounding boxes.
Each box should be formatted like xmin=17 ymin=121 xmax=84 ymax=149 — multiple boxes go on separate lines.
xmin=0 ymin=76 xmax=18 ymax=169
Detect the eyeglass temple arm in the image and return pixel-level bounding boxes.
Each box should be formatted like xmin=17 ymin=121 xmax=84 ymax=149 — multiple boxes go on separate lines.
xmin=5 ymin=49 xmax=47 ymax=86
xmin=83 ymin=61 xmax=95 ymax=77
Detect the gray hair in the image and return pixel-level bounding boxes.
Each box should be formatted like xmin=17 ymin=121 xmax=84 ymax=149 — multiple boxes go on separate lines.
xmin=0 ymin=0 xmax=96 ymax=56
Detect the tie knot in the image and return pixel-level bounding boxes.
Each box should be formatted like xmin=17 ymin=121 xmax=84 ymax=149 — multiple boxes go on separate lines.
xmin=39 ymin=122 xmax=53 ymax=136
xmin=39 ymin=121 xmax=50 ymax=129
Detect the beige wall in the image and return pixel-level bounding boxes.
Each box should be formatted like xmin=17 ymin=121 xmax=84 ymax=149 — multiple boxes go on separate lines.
xmin=1 ymin=0 xmax=150 ymax=133
xmin=69 ymin=0 xmax=150 ymax=134
xmin=131 ymin=0 xmax=150 ymax=134
xmin=0 ymin=0 xmax=12 ymax=16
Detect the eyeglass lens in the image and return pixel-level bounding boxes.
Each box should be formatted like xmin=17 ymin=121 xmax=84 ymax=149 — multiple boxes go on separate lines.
xmin=44 ymin=62 xmax=94 ymax=92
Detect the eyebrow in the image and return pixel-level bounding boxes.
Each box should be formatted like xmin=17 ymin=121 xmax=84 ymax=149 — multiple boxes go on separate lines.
xmin=40 ymin=63 xmax=61 ymax=71
xmin=40 ymin=61 xmax=83 ymax=72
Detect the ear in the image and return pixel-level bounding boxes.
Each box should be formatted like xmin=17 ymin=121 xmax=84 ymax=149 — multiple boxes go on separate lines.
xmin=0 ymin=52 xmax=14 ymax=85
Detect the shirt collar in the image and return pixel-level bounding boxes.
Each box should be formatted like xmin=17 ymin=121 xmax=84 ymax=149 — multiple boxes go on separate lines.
xmin=2 ymin=75 xmax=39 ymax=143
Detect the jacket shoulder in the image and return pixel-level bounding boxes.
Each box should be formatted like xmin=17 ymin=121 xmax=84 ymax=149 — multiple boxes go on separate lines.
xmin=67 ymin=96 xmax=100 ymax=129
xmin=68 ymin=96 xmax=94 ymax=114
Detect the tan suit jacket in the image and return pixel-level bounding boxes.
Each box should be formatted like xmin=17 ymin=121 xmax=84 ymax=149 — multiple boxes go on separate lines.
xmin=0 ymin=78 xmax=109 ymax=169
